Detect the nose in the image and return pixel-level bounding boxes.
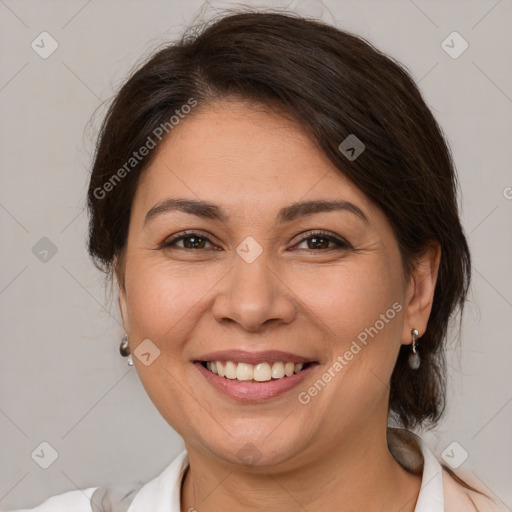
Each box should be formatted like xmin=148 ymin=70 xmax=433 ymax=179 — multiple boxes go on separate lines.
xmin=211 ymin=249 xmax=296 ymax=333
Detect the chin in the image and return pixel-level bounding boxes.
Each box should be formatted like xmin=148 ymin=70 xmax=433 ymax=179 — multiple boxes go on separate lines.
xmin=201 ymin=426 xmax=311 ymax=470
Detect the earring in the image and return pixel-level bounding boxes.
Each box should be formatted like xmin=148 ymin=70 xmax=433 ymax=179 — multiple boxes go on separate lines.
xmin=408 ymin=329 xmax=420 ymax=370
xmin=120 ymin=333 xmax=134 ymax=366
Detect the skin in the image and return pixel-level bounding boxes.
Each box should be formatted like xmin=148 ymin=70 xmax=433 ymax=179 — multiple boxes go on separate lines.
xmin=117 ymin=98 xmax=441 ymax=512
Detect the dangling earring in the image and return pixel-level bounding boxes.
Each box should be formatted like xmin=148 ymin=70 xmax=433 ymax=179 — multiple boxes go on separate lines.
xmin=408 ymin=329 xmax=420 ymax=370
xmin=120 ymin=333 xmax=134 ymax=366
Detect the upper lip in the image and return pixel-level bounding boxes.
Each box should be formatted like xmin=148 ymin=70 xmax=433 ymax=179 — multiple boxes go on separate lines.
xmin=195 ymin=350 xmax=316 ymax=365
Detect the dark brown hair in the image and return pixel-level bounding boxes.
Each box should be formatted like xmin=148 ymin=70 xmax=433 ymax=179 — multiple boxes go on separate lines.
xmin=87 ymin=10 xmax=471 ymax=432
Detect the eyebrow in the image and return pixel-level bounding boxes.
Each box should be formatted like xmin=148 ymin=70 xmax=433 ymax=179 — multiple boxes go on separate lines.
xmin=144 ymin=198 xmax=370 ymax=226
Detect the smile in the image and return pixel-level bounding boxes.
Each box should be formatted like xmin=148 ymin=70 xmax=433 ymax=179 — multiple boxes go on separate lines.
xmin=201 ymin=360 xmax=312 ymax=381
xmin=195 ymin=359 xmax=319 ymax=402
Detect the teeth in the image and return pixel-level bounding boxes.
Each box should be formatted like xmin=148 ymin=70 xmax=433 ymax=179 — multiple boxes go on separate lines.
xmin=236 ymin=363 xmax=253 ymax=381
xmin=271 ymin=361 xmax=285 ymax=379
xmin=285 ymin=362 xmax=294 ymax=376
xmin=205 ymin=360 xmax=305 ymax=381
xmin=225 ymin=361 xmax=237 ymax=379
xmin=254 ymin=363 xmax=272 ymax=382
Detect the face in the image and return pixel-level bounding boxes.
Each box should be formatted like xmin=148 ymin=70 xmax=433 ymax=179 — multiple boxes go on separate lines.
xmin=118 ymin=98 xmax=436 ymax=470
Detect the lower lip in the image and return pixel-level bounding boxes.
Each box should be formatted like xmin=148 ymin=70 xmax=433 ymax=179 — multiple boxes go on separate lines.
xmin=194 ymin=362 xmax=318 ymax=402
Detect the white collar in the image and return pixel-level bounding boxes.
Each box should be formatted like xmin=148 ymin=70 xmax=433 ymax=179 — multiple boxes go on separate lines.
xmin=414 ymin=435 xmax=445 ymax=511
xmin=128 ymin=432 xmax=445 ymax=511
xmin=128 ymin=449 xmax=189 ymax=512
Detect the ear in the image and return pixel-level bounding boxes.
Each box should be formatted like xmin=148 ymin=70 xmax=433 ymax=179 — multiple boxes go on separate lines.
xmin=114 ymin=255 xmax=130 ymax=333
xmin=401 ymin=242 xmax=441 ymax=345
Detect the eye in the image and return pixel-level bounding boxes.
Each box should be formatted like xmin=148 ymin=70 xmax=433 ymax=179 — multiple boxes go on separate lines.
xmin=161 ymin=230 xmax=352 ymax=252
xmin=293 ymin=230 xmax=352 ymax=251
xmin=162 ymin=231 xmax=216 ymax=250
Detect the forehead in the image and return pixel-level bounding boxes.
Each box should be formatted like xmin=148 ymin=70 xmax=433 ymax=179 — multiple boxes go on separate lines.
xmin=133 ymin=99 xmax=378 ymax=224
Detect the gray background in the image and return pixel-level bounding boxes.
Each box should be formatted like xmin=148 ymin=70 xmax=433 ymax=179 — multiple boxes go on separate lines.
xmin=1 ymin=0 xmax=511 ymax=509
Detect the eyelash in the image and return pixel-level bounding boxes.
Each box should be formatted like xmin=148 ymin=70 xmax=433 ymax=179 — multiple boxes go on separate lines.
xmin=161 ymin=230 xmax=352 ymax=252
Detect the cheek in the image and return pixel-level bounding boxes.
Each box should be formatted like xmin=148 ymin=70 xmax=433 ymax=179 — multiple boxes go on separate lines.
xmin=123 ymin=258 xmax=216 ymax=430
xmin=124 ymin=257 xmax=213 ymax=340
xmin=295 ymin=260 xmax=402 ymax=341
xmin=306 ymin=261 xmax=404 ymax=402
xmin=302 ymin=266 xmax=404 ymax=416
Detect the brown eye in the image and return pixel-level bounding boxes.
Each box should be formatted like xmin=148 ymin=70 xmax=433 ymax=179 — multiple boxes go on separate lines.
xmin=305 ymin=236 xmax=330 ymax=250
xmin=163 ymin=232 xmax=215 ymax=250
xmin=294 ymin=231 xmax=351 ymax=251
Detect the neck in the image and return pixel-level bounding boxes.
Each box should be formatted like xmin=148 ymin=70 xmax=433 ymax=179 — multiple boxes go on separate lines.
xmin=180 ymin=425 xmax=422 ymax=512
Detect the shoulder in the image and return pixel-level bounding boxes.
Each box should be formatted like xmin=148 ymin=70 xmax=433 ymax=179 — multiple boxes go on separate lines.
xmin=442 ymin=469 xmax=508 ymax=512
xmin=387 ymin=428 xmax=507 ymax=512
xmin=4 ymin=487 xmax=98 ymax=512
xmin=4 ymin=450 xmax=189 ymax=512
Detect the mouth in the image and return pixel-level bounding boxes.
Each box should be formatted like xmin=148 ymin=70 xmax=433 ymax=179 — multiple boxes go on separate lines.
xmin=199 ymin=360 xmax=315 ymax=382
xmin=193 ymin=350 xmax=319 ymax=402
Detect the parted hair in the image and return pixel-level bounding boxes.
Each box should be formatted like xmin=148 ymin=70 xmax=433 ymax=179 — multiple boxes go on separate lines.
xmin=87 ymin=10 xmax=471 ymax=431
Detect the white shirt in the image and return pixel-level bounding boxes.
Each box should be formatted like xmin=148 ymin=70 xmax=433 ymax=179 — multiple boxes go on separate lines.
xmin=5 ymin=430 xmax=503 ymax=511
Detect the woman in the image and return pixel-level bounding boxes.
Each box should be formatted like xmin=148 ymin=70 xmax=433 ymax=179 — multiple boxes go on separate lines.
xmin=11 ymin=9 xmax=506 ymax=512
